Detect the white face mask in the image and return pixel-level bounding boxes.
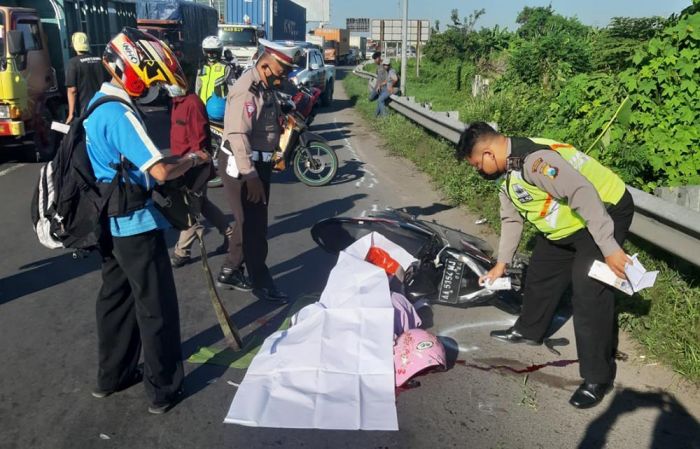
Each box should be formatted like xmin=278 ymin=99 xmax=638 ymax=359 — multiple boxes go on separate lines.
xmin=164 ymin=84 xmax=186 ymax=98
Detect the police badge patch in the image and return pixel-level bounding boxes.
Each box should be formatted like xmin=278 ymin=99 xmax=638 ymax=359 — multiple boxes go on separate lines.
xmin=244 ymin=101 xmax=256 ymax=118
xmin=539 ymin=163 xmax=558 ymax=179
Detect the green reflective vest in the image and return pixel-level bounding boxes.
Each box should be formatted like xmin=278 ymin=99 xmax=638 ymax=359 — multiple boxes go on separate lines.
xmin=197 ymin=62 xmax=227 ymax=103
xmin=502 ymin=138 xmax=626 ymax=240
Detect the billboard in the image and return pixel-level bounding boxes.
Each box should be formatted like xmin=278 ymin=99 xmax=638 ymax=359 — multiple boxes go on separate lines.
xmin=370 ymin=19 xmax=431 ymax=43
xmin=288 ymin=0 xmax=329 ymax=22
xmin=346 ymin=18 xmax=370 ymax=33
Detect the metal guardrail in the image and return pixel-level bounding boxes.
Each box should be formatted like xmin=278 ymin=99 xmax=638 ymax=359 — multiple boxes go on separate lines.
xmin=353 ymin=66 xmax=700 ymax=267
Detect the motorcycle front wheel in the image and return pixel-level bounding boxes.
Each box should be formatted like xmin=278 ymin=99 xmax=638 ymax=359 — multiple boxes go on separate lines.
xmin=293 ymin=139 xmax=338 ymax=187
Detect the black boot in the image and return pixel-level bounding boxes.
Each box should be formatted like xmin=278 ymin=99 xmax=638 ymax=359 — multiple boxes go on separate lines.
xmin=216 ymin=267 xmax=253 ymax=292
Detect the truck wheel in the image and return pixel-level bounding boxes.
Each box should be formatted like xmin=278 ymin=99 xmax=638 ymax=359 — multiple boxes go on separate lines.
xmin=321 ymin=80 xmax=334 ymax=107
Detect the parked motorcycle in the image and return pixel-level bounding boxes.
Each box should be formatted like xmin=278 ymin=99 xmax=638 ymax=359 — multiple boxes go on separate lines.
xmin=272 ymin=91 xmax=338 ymax=187
xmin=310 ymin=208 xmax=528 ymax=315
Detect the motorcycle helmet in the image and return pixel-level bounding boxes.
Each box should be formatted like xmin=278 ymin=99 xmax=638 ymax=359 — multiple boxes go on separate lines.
xmin=103 ymin=27 xmax=186 ymax=98
xmin=202 ymin=35 xmax=223 ymax=63
xmin=394 ymin=328 xmax=446 ymax=386
xmin=206 ymin=94 xmax=226 ymax=120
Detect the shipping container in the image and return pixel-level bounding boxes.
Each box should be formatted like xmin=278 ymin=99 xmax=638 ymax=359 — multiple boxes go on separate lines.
xmin=136 ymin=1 xmax=218 ymax=76
xmin=312 ymin=27 xmax=349 ymax=64
xmin=225 ymin=0 xmax=267 ymax=36
xmin=271 ymin=0 xmax=305 ymax=41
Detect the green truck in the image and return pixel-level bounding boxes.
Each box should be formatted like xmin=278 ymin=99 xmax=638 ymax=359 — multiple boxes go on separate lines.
xmin=0 ymin=0 xmax=136 ymax=160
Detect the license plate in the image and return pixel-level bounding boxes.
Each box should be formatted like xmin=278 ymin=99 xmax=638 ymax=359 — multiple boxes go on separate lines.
xmin=438 ymin=256 xmax=465 ymax=304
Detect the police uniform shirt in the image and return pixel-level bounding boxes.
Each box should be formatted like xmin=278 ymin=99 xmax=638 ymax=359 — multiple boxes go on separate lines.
xmin=497 ymin=138 xmax=621 ymax=264
xmin=223 ymin=66 xmax=282 ymax=179
xmin=65 ymin=53 xmax=108 ymax=115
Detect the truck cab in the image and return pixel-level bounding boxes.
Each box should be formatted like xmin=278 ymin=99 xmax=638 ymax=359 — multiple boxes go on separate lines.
xmin=0 ymin=5 xmax=58 ymax=158
xmin=218 ymin=24 xmax=265 ymax=68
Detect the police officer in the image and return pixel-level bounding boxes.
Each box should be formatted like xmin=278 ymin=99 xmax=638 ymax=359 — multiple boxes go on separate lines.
xmin=456 ymin=122 xmax=634 ymax=409
xmin=196 ymin=36 xmax=232 ymax=113
xmin=216 ymin=39 xmax=303 ymax=302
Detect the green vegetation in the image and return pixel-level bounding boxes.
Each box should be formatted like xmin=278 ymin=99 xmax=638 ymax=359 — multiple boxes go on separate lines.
xmin=344 ymin=3 xmax=700 ymax=381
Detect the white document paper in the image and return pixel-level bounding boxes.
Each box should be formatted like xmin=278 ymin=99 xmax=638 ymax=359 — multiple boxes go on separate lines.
xmin=51 ymin=121 xmax=70 ymax=135
xmin=587 ymin=254 xmax=658 ymax=295
xmin=224 ymin=237 xmax=399 ymax=430
xmin=624 ymin=254 xmax=658 ymax=292
xmin=478 ymin=277 xmax=512 ymax=291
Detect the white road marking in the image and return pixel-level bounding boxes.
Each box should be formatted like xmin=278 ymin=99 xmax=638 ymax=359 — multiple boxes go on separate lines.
xmin=0 ymin=163 xmax=26 ymax=177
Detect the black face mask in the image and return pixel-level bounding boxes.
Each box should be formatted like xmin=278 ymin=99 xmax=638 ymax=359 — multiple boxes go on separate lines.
xmin=478 ymin=170 xmax=503 ymax=181
xmin=263 ymin=66 xmax=283 ymax=89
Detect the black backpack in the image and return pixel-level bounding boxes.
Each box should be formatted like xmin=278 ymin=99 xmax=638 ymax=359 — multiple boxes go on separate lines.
xmin=31 ymin=95 xmax=135 ymax=250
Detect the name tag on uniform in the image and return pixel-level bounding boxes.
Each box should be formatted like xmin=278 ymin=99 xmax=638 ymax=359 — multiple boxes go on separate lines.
xmin=512 ymin=183 xmax=533 ymax=203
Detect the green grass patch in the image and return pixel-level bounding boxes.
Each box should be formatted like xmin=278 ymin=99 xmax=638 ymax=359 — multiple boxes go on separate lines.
xmin=345 ymin=71 xmax=700 ymax=383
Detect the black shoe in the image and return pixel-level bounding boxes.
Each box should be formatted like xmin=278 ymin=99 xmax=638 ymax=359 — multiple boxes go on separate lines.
xmin=216 ymin=268 xmax=253 ymax=292
xmin=569 ymin=382 xmax=612 ymax=409
xmin=253 ymin=287 xmax=289 ymax=303
xmin=148 ymin=388 xmax=184 ymax=415
xmin=92 ymin=367 xmax=143 ymax=399
xmin=170 ymin=253 xmax=190 ymax=269
xmin=490 ymin=327 xmax=542 ymax=345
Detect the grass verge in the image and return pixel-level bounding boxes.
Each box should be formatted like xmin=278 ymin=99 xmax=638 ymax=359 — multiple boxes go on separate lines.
xmin=344 ymin=72 xmax=700 ymax=383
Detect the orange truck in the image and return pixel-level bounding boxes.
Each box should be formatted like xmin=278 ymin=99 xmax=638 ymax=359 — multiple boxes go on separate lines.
xmin=311 ymin=28 xmax=349 ymax=65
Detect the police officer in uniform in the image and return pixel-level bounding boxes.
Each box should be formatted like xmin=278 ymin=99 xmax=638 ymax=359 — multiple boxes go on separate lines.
xmin=196 ymin=36 xmax=232 ymax=106
xmin=456 ymin=122 xmax=634 ymax=409
xmin=216 ymin=39 xmax=303 ymax=302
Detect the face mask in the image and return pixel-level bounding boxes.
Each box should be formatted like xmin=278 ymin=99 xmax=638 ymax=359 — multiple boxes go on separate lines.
xmin=476 ymin=152 xmax=502 ymax=181
xmin=263 ymin=65 xmax=283 ymax=88
xmin=164 ymin=84 xmax=186 ymax=98
xmin=478 ymin=170 xmax=503 ymax=181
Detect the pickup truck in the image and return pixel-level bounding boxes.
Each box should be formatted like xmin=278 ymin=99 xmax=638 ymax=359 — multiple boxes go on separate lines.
xmin=279 ymin=43 xmax=335 ymax=107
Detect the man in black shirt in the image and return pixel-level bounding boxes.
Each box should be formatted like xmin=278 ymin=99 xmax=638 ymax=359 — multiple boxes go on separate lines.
xmin=65 ymin=32 xmax=107 ymax=123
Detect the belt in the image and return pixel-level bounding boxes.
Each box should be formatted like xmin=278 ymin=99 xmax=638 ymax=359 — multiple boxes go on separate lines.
xmin=251 ymin=151 xmax=273 ymax=162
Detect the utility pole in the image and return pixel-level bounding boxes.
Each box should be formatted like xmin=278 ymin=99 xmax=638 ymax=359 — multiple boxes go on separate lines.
xmin=401 ymin=0 xmax=408 ymax=96
xmin=416 ymin=20 xmax=421 ymax=77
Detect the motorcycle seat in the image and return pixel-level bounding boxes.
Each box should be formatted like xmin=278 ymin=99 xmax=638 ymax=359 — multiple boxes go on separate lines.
xmin=210 ymin=118 xmax=224 ymax=128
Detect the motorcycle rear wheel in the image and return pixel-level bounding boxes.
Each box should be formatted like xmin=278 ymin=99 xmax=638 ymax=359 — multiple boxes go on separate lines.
xmin=293 ymin=140 xmax=338 ymax=187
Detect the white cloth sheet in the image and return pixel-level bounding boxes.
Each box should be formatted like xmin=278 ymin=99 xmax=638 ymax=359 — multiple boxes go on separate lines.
xmin=224 ymin=233 xmax=404 ymax=430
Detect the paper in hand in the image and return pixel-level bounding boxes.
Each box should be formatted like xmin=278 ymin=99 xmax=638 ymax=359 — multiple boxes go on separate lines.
xmin=623 ymin=254 xmax=658 ymax=292
xmin=587 ymin=253 xmax=658 ymax=295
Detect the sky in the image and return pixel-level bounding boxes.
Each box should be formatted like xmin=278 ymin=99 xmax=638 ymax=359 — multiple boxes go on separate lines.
xmin=323 ymin=0 xmax=692 ymax=31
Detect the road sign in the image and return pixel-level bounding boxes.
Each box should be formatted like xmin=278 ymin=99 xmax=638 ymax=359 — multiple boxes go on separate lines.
xmin=347 ymin=18 xmax=370 ymax=33
xmin=370 ymin=19 xmax=430 ymax=42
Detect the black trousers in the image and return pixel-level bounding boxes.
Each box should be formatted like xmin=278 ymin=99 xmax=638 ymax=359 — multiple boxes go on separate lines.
xmin=514 ymin=190 xmax=634 ymax=384
xmin=220 ymin=157 xmax=275 ymax=290
xmin=96 ymin=229 xmax=184 ymax=406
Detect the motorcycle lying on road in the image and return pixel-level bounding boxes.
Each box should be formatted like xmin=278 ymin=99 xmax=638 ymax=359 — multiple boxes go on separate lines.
xmin=310 ymin=208 xmax=528 ymax=315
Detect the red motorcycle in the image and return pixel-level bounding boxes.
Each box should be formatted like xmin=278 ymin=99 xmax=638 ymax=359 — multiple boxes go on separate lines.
xmin=291 ymin=84 xmax=322 ymax=125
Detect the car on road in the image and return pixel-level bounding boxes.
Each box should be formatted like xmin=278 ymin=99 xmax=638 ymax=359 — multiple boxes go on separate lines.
xmin=275 ymin=41 xmax=336 ymax=107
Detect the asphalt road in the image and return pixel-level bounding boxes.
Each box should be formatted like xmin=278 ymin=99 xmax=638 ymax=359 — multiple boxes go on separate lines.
xmin=1 ymin=70 xmax=699 ymax=449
